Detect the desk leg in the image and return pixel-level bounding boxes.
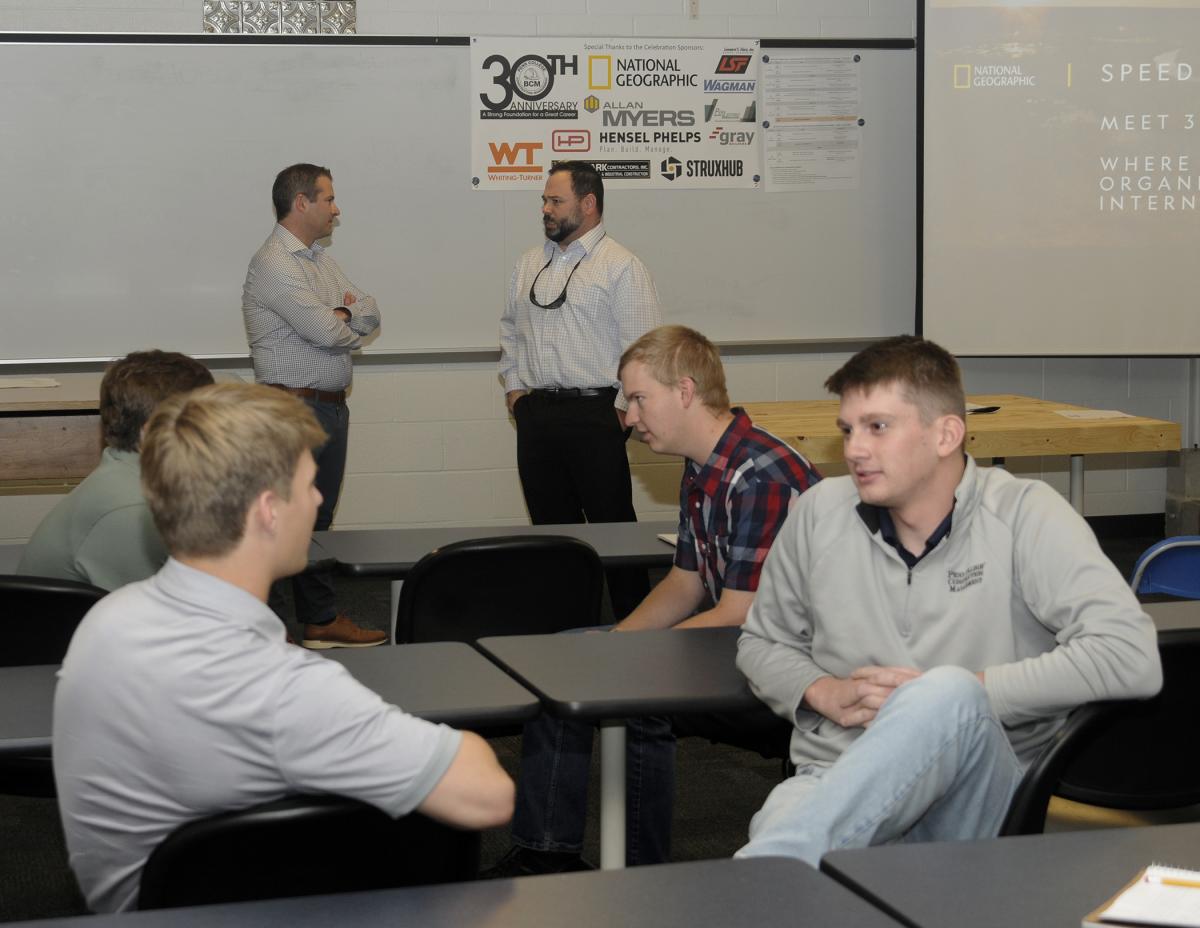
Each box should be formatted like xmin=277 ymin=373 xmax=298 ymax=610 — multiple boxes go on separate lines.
xmin=390 ymin=580 xmax=402 ymax=644
xmin=599 ymin=721 xmax=626 ymax=870
xmin=1069 ymin=455 xmax=1084 ymax=514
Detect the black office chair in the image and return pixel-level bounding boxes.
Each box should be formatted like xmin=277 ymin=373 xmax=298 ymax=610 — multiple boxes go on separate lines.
xmin=0 ymin=574 xmax=106 ymax=667
xmin=0 ymin=574 xmax=106 ymax=796
xmin=395 ymin=535 xmax=604 ymax=644
xmin=1000 ymin=628 xmax=1200 ymax=836
xmin=138 ymin=794 xmax=479 ymax=910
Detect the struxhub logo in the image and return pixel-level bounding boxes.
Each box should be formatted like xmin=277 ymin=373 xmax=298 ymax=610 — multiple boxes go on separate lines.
xmin=479 ymin=52 xmax=578 ymax=112
xmin=660 ymin=156 xmax=683 ymax=181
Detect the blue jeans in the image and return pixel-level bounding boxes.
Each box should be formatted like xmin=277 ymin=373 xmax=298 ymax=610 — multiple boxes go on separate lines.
xmin=512 ymin=711 xmax=676 ymax=866
xmin=735 ymin=666 xmax=1025 ymax=866
xmin=270 ymin=397 xmax=348 ymax=625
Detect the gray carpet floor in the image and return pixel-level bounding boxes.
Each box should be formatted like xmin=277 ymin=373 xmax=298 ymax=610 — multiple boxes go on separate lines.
xmin=0 ymin=526 xmax=1177 ymax=922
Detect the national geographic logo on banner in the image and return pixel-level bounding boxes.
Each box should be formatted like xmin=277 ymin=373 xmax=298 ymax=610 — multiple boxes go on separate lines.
xmin=479 ymin=52 xmax=580 ymax=118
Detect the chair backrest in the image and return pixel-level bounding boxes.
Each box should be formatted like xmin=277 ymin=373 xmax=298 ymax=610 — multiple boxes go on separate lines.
xmin=138 ymin=794 xmax=479 ymax=910
xmin=396 ymin=534 xmax=604 ymax=644
xmin=0 ymin=574 xmax=106 ymax=666
xmin=1129 ymin=536 xmax=1200 ymax=598
xmin=1000 ymin=628 xmax=1200 ymax=836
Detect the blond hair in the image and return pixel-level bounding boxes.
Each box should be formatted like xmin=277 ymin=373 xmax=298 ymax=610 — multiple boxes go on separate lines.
xmin=140 ymin=383 xmax=326 ymax=558
xmin=618 ymin=325 xmax=730 ymax=412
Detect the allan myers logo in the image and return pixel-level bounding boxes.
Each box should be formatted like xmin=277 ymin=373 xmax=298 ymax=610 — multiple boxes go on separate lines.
xmin=487 ymin=141 xmax=544 ymax=175
xmin=552 ymin=129 xmax=591 ymax=152
xmin=716 ymin=54 xmax=752 ymax=74
xmin=584 ymin=95 xmax=600 ymax=113
xmin=660 ymin=156 xmax=683 ymax=181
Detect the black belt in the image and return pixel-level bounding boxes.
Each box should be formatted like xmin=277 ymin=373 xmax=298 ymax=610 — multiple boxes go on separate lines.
xmin=529 ymin=387 xmax=614 ymax=399
xmin=264 ymin=384 xmax=347 ymax=404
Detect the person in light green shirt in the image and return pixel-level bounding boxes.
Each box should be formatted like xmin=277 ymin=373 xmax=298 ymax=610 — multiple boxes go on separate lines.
xmin=18 ymin=351 xmax=213 ymax=590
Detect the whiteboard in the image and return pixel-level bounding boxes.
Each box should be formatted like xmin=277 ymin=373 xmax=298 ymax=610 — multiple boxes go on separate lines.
xmin=0 ymin=37 xmax=916 ymax=363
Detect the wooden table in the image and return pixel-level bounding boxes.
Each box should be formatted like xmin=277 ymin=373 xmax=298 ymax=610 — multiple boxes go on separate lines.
xmin=6 ymin=857 xmax=902 ymax=928
xmin=743 ymin=394 xmax=1181 ymax=513
xmin=477 ymin=627 xmax=759 ymax=871
xmin=822 ymin=822 xmax=1200 ymax=928
xmin=0 ymin=373 xmax=103 ymax=489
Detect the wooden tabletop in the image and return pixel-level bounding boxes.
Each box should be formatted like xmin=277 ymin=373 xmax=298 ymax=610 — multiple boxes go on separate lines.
xmin=742 ymin=394 xmax=1181 ymax=466
xmin=0 ymin=373 xmax=105 ymax=413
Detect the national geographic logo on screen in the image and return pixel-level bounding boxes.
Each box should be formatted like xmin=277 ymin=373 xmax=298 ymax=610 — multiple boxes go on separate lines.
xmin=953 ymin=63 xmax=1036 ymax=89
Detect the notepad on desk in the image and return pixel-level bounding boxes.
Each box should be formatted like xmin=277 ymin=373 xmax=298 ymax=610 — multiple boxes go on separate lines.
xmin=1084 ymin=865 xmax=1200 ymax=927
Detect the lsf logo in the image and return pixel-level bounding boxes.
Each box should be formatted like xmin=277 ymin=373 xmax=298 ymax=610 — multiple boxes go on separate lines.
xmin=488 ymin=141 xmax=544 ymax=174
xmin=552 ymin=129 xmax=591 ymax=152
xmin=716 ymin=55 xmax=751 ymax=74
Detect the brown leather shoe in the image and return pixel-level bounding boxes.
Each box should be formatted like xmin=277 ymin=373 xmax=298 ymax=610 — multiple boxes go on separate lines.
xmin=301 ymin=614 xmax=387 ymax=649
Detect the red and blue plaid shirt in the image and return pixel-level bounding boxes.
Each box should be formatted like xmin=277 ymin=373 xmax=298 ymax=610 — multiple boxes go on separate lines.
xmin=675 ymin=408 xmax=821 ymax=602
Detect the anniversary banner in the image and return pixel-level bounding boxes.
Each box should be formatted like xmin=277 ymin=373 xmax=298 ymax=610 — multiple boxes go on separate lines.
xmin=470 ymin=36 xmax=761 ymax=190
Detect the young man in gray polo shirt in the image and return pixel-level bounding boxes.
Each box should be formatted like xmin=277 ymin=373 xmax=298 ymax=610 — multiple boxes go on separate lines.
xmin=54 ymin=383 xmax=514 ymax=912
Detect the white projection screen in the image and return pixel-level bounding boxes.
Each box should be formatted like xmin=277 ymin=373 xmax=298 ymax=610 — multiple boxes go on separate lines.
xmin=922 ymin=1 xmax=1200 ymax=355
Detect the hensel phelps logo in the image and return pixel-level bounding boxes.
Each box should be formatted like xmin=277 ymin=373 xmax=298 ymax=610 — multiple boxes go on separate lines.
xmin=552 ymin=129 xmax=591 ymax=152
xmin=716 ymin=54 xmax=752 ymax=74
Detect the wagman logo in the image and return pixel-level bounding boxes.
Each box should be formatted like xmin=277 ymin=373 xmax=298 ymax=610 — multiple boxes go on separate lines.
xmin=584 ymin=94 xmax=600 ymax=113
xmin=589 ymin=55 xmax=613 ymax=89
xmin=716 ymin=54 xmax=751 ymax=74
xmin=487 ymin=141 xmax=544 ymax=174
xmin=552 ymin=129 xmax=591 ymax=153
xmin=954 ymin=64 xmax=971 ymax=89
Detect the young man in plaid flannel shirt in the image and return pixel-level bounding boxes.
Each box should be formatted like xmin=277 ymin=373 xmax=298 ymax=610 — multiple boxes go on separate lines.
xmin=488 ymin=325 xmax=821 ymax=877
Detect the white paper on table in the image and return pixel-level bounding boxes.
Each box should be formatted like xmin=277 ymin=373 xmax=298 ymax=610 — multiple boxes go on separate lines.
xmin=657 ymin=533 xmax=678 ymax=547
xmin=0 ymin=377 xmax=60 ymax=389
xmin=1055 ymin=409 xmax=1134 ymax=420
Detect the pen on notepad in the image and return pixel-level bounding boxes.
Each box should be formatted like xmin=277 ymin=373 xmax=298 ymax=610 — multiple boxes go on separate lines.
xmin=1146 ymin=873 xmax=1200 ymax=889
xmin=968 ymin=405 xmax=1001 ymax=415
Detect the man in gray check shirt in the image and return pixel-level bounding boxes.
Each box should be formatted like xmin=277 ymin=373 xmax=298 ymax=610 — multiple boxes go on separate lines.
xmin=500 ymin=161 xmax=663 ymax=618
xmin=242 ymin=163 xmax=384 ymax=648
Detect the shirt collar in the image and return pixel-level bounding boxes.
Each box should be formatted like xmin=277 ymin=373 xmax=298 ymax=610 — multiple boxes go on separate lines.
xmin=155 ymin=557 xmax=284 ymax=640
xmin=686 ymin=408 xmax=753 ymax=498
xmin=272 ymin=223 xmax=323 ymax=257
xmin=858 ymin=502 xmax=955 ymax=569
xmin=542 ymin=222 xmax=607 ymax=259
